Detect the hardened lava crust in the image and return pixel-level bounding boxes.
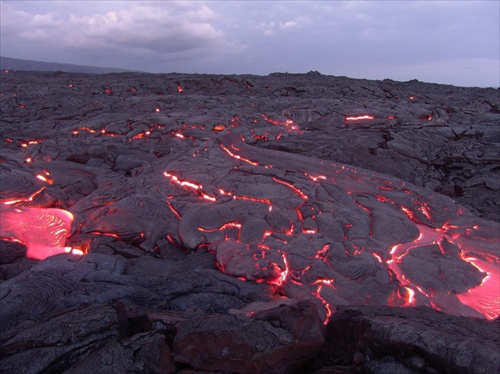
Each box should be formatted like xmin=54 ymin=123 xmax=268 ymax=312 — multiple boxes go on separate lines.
xmin=1 ymin=70 xmax=499 ymax=373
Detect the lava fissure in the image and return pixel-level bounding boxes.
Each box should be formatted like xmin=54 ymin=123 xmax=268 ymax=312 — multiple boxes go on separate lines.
xmin=1 ymin=72 xmax=498 ymax=326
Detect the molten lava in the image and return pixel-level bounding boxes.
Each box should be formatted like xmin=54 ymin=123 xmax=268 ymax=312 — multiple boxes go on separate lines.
xmin=0 ymin=206 xmax=79 ymax=260
xmin=2 ymin=90 xmax=498 ymax=324
xmin=345 ymin=115 xmax=375 ymax=121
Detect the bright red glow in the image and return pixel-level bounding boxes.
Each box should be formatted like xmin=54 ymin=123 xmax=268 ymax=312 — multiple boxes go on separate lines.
xmin=345 ymin=115 xmax=374 ymax=121
xmin=213 ymin=124 xmax=227 ymax=131
xmin=70 ymin=123 xmax=162 ymax=140
xmin=314 ymin=244 xmax=330 ymax=259
xmin=315 ymin=284 xmax=334 ymax=324
xmin=199 ymin=222 xmax=242 ymax=232
xmin=220 ymin=144 xmax=259 ymax=166
xmin=164 ymin=172 xmax=201 ymax=191
xmin=232 ymin=195 xmax=272 ymax=205
xmin=305 ymin=173 xmax=327 ymax=182
xmin=272 ymin=177 xmax=308 ymax=200
xmin=0 ymin=206 xmax=77 ymax=260
xmin=372 ymin=253 xmax=383 ymax=263
xmin=166 ymin=200 xmax=181 ymax=219
xmin=72 ymin=127 xmax=98 ymax=134
xmin=2 ymin=185 xmax=47 ymax=205
xmin=385 ymin=223 xmax=499 ymax=319
xmin=302 ymin=228 xmax=317 ymax=234
xmin=71 ymin=248 xmax=84 ymax=255
xmin=314 ymin=278 xmax=334 ymax=286
xmin=180 ymin=181 xmax=200 ymax=190
xmin=88 ymin=231 xmax=121 ymax=239
xmin=5 ymin=112 xmax=496 ymax=325
xmin=400 ymin=206 xmax=414 ymax=220
xmin=457 ymin=257 xmax=500 ymax=320
xmin=19 ymin=140 xmax=40 ymax=148
xmin=36 ymin=174 xmax=48 ymax=183
xmin=202 ymin=194 xmax=217 ymax=202
xmin=261 ymin=114 xmax=302 ymax=133
xmin=269 ymin=253 xmax=290 ymax=288
xmin=404 ymin=287 xmax=416 ymax=306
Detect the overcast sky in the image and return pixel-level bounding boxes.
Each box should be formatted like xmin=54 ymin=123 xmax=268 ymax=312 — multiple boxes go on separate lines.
xmin=1 ymin=1 xmax=499 ymax=87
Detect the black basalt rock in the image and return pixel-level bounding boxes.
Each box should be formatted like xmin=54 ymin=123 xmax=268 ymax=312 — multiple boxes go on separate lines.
xmin=0 ymin=71 xmax=498 ymax=373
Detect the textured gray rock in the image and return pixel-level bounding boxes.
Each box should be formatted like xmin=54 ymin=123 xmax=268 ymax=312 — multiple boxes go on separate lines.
xmin=0 ymin=71 xmax=498 ymax=372
xmin=0 ymin=251 xmax=276 ymax=333
xmin=64 ymin=331 xmax=176 ymax=374
xmin=313 ymin=305 xmax=500 ymax=374
xmin=0 ymin=304 xmax=127 ymax=374
xmin=173 ymin=300 xmax=325 ymax=373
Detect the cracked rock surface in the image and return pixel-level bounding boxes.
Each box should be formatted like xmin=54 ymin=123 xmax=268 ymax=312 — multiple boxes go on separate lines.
xmin=0 ymin=71 xmax=499 ymax=373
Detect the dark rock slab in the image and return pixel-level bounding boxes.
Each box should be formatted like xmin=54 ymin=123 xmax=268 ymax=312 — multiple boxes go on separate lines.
xmin=173 ymin=300 xmax=325 ymax=373
xmin=64 ymin=331 xmax=176 ymax=374
xmin=312 ymin=305 xmax=500 ymax=374
xmin=0 ymin=251 xmax=276 ymax=335
xmin=0 ymin=71 xmax=499 ymax=373
xmin=0 ymin=304 xmax=127 ymax=374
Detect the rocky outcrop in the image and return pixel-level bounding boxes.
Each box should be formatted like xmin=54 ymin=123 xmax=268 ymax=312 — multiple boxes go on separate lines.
xmin=0 ymin=71 xmax=499 ymax=372
xmin=314 ymin=305 xmax=500 ymax=374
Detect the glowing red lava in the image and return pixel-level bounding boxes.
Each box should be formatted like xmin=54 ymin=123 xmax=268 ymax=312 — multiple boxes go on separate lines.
xmin=0 ymin=205 xmax=81 ymax=260
xmin=2 ymin=100 xmax=498 ymax=324
xmin=345 ymin=115 xmax=375 ymax=121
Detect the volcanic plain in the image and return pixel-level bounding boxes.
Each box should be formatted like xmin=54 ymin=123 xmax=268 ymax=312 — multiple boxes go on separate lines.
xmin=1 ymin=70 xmax=499 ymax=373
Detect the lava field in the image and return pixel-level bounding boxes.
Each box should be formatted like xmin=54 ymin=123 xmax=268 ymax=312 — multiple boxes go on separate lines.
xmin=0 ymin=70 xmax=499 ymax=373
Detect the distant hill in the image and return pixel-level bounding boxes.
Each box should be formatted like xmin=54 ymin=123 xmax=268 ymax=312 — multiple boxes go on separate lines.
xmin=0 ymin=56 xmax=138 ymax=74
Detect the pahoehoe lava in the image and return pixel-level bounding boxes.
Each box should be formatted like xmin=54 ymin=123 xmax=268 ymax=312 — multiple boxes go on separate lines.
xmin=1 ymin=70 xmax=499 ymax=373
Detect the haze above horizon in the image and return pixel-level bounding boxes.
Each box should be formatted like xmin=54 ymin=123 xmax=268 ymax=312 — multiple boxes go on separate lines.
xmin=1 ymin=1 xmax=499 ymax=88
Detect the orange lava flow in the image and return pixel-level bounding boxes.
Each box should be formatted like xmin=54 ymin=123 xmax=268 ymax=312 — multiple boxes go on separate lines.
xmin=345 ymin=115 xmax=375 ymax=121
xmin=387 ymin=224 xmax=500 ymax=320
xmin=0 ymin=205 xmax=80 ymax=260
xmin=457 ymin=258 xmax=500 ymax=320
xmin=212 ymin=133 xmax=500 ymax=321
xmin=272 ymin=177 xmax=308 ymax=200
xmin=219 ymin=143 xmax=260 ymax=166
xmin=2 ymin=120 xmax=497 ymax=324
xmin=261 ymin=114 xmax=302 ymax=133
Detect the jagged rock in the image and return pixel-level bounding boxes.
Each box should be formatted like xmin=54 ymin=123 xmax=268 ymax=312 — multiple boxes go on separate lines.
xmin=312 ymin=305 xmax=500 ymax=374
xmin=173 ymin=300 xmax=325 ymax=373
xmin=0 ymin=251 xmax=276 ymax=334
xmin=0 ymin=304 xmax=127 ymax=374
xmin=65 ymin=331 xmax=176 ymax=374
xmin=0 ymin=71 xmax=498 ymax=373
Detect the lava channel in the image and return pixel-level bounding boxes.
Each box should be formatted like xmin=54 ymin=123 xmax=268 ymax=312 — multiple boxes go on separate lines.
xmin=0 ymin=206 xmax=81 ymax=260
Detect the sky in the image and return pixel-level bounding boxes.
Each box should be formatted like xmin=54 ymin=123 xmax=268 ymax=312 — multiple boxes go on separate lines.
xmin=1 ymin=0 xmax=499 ymax=87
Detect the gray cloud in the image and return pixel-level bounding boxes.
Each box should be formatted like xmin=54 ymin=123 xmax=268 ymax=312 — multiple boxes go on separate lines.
xmin=207 ymin=1 xmax=499 ymax=86
xmin=1 ymin=1 xmax=233 ymax=66
xmin=1 ymin=1 xmax=498 ymax=86
xmin=63 ymin=2 xmax=226 ymax=53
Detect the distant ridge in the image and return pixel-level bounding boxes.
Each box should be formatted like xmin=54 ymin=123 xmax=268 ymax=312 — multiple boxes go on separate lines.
xmin=0 ymin=56 xmax=138 ymax=74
